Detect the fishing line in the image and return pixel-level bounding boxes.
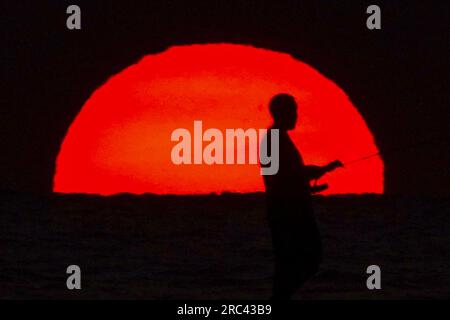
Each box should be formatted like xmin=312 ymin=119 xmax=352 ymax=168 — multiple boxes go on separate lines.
xmin=343 ymin=134 xmax=449 ymax=167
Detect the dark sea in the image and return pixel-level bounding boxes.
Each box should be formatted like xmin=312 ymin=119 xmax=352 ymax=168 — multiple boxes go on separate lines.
xmin=1 ymin=192 xmax=449 ymax=299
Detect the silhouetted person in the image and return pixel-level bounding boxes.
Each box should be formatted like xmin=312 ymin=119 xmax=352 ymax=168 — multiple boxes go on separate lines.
xmin=261 ymin=93 xmax=342 ymax=300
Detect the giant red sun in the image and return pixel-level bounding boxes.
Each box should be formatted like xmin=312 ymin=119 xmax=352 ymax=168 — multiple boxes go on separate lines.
xmin=54 ymin=43 xmax=383 ymax=195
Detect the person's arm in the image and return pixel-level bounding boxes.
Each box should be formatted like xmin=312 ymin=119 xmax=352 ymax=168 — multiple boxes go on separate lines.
xmin=305 ymin=160 xmax=343 ymax=180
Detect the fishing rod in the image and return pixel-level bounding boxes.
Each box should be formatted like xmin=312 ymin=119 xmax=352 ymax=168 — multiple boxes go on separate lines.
xmin=343 ymin=134 xmax=450 ymax=167
xmin=309 ymin=134 xmax=448 ymax=193
xmin=311 ymin=134 xmax=448 ymax=193
xmin=344 ymin=151 xmax=382 ymax=166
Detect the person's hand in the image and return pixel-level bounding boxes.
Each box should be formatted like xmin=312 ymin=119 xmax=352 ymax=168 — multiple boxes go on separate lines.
xmin=327 ymin=160 xmax=343 ymax=171
xmin=311 ymin=183 xmax=329 ymax=194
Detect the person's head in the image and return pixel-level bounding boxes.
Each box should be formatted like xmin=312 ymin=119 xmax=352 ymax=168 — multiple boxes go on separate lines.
xmin=269 ymin=93 xmax=298 ymax=130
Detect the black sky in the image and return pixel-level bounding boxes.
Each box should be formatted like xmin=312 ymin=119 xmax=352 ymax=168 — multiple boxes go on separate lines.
xmin=1 ymin=0 xmax=448 ymax=195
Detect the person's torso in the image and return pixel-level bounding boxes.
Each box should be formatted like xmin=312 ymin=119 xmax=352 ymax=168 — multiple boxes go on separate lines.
xmin=262 ymin=129 xmax=311 ymax=202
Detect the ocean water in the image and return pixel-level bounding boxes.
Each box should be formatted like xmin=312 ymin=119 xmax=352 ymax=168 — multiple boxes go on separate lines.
xmin=1 ymin=192 xmax=449 ymax=299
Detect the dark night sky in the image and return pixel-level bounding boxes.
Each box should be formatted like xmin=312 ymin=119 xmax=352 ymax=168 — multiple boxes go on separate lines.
xmin=1 ymin=1 xmax=448 ymax=195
